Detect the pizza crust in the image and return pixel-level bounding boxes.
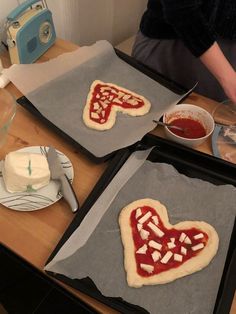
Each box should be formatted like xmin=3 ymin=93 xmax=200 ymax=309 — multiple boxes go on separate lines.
xmin=119 ymin=198 xmax=219 ymax=288
xmin=83 ymin=80 xmax=151 ymax=130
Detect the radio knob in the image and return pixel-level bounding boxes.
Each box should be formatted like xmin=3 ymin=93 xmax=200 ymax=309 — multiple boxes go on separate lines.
xmin=36 ymin=5 xmax=42 ymax=10
xmin=12 ymin=21 xmax=20 ymax=28
xmin=39 ymin=22 xmax=52 ymax=44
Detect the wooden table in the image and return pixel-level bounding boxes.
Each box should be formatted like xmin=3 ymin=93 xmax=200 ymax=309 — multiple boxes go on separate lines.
xmin=0 ymin=38 xmax=235 ymax=314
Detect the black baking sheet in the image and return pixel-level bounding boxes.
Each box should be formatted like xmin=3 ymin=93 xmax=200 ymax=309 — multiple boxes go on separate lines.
xmin=16 ymin=49 xmax=188 ymax=164
xmin=45 ymin=135 xmax=236 ymax=314
xmin=0 ymin=243 xmax=97 ymax=313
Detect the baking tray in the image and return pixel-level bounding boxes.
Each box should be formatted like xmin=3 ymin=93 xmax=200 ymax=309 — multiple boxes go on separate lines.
xmin=45 ymin=134 xmax=236 ymax=314
xmin=16 ymin=49 xmax=188 ymax=164
xmin=0 ymin=243 xmax=97 ymax=313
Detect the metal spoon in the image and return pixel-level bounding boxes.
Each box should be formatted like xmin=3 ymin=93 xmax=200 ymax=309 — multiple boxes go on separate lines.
xmin=153 ymin=120 xmax=185 ymax=132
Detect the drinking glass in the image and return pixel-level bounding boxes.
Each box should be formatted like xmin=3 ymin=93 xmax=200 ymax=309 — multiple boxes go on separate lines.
xmin=212 ymin=99 xmax=236 ymax=126
xmin=0 ymin=88 xmax=16 ymax=147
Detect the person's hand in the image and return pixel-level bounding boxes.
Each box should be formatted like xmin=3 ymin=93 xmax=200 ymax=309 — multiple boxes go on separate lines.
xmin=219 ymin=71 xmax=236 ymax=104
xmin=200 ymin=42 xmax=236 ymax=104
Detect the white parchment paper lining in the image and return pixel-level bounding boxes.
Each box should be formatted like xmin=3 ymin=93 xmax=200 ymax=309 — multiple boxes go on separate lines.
xmin=4 ymin=41 xmax=194 ymax=157
xmin=45 ymin=149 xmax=236 ymax=314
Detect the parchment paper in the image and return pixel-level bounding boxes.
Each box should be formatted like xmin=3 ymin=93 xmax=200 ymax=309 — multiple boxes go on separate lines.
xmin=4 ymin=41 xmax=193 ymax=157
xmin=45 ymin=149 xmax=236 ymax=314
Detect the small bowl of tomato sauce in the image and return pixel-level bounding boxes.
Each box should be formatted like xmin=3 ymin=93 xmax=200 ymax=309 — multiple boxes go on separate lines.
xmin=163 ymin=104 xmax=215 ymax=148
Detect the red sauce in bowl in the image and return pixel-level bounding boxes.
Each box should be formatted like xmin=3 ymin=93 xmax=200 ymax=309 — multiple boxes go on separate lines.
xmin=169 ymin=118 xmax=206 ymax=139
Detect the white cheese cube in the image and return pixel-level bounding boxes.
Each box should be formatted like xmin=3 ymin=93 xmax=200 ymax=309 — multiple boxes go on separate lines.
xmin=174 ymin=253 xmax=183 ymax=262
xmin=140 ymin=263 xmax=154 ymax=273
xmin=117 ymin=91 xmax=125 ymax=98
xmin=91 ymin=112 xmax=100 ymax=119
xmin=138 ymin=211 xmax=152 ymax=224
xmin=181 ymin=246 xmax=187 ymax=255
xmin=152 ymin=215 xmax=159 ymax=225
xmin=100 ymin=87 xmax=111 ymax=92
xmin=3 ymin=152 xmax=50 ymax=193
xmin=135 ymin=207 xmax=142 ymax=219
xmin=170 ymin=237 xmax=175 ymax=243
xmin=140 ymin=228 xmax=150 ymax=240
xmin=148 ymin=240 xmax=162 ymax=251
xmin=137 ymin=223 xmax=143 ymax=231
xmin=167 ymin=242 xmax=176 ymax=249
xmin=160 ymin=251 xmax=173 ymax=264
xmin=136 ymin=244 xmax=147 ymax=254
xmin=113 ymin=98 xmax=122 ymax=104
xmin=152 ymin=251 xmax=161 ymax=262
xmin=123 ymin=94 xmax=131 ymax=101
xmin=192 ymin=243 xmax=205 ymax=251
xmin=96 ymin=107 xmax=102 ymax=114
xmin=93 ymin=102 xmax=100 ymax=110
xmin=184 ymin=236 xmax=192 ymax=245
xmin=100 ymin=101 xmax=108 ymax=108
xmin=127 ymin=98 xmax=139 ymax=106
xmin=179 ymin=232 xmax=187 ymax=242
xmin=193 ymin=233 xmax=204 ymax=240
xmin=147 ymin=222 xmax=164 ymax=237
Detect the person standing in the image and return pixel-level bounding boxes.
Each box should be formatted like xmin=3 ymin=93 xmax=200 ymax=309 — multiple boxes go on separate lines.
xmin=132 ymin=0 xmax=236 ymax=103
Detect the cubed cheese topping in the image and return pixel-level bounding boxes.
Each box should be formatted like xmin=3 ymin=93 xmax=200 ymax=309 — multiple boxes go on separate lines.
xmin=184 ymin=236 xmax=192 ymax=245
xmin=91 ymin=112 xmax=99 ymax=119
xmin=147 ymin=222 xmax=164 ymax=237
xmin=192 ymin=243 xmax=205 ymax=251
xmin=148 ymin=240 xmax=162 ymax=251
xmin=138 ymin=211 xmax=152 ymax=224
xmin=135 ymin=207 xmax=142 ymax=219
xmin=113 ymin=98 xmax=122 ymax=104
xmin=93 ymin=102 xmax=100 ymax=110
xmin=123 ymin=94 xmax=131 ymax=101
xmin=136 ymin=244 xmax=148 ymax=254
xmin=152 ymin=251 xmax=161 ymax=262
xmin=117 ymin=91 xmax=125 ymax=98
xmin=167 ymin=242 xmax=176 ymax=249
xmin=193 ymin=233 xmax=204 ymax=240
xmin=160 ymin=251 xmax=173 ymax=264
xmin=140 ymin=263 xmax=154 ymax=273
xmin=140 ymin=228 xmax=150 ymax=240
xmin=174 ymin=253 xmax=183 ymax=262
xmin=137 ymin=223 xmax=143 ymax=231
xmin=181 ymin=246 xmax=187 ymax=255
xmin=179 ymin=232 xmax=187 ymax=242
xmin=151 ymin=215 xmax=159 ymax=225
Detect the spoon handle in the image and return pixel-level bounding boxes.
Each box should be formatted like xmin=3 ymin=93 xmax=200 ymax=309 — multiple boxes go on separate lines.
xmin=153 ymin=120 xmax=184 ymax=131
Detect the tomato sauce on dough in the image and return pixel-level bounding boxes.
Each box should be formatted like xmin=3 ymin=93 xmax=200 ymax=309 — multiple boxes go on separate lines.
xmin=130 ymin=206 xmax=208 ymax=277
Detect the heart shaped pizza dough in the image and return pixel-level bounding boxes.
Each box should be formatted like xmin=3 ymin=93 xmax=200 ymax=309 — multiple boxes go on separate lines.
xmin=119 ymin=198 xmax=219 ymax=288
xmin=83 ymin=80 xmax=151 ymax=130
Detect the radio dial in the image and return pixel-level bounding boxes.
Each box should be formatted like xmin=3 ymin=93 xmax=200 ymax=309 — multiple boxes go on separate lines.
xmin=39 ymin=21 xmax=52 ymax=44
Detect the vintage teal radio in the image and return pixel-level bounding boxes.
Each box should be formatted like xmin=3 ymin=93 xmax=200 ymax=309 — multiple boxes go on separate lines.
xmin=6 ymin=0 xmax=56 ymax=64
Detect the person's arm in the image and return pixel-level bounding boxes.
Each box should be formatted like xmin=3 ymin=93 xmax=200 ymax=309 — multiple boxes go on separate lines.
xmin=161 ymin=0 xmax=236 ymax=103
xmin=161 ymin=0 xmax=216 ymax=57
xmin=200 ymin=42 xmax=236 ymax=103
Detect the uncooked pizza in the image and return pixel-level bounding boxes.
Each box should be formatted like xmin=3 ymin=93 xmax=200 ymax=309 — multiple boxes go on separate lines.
xmin=119 ymin=198 xmax=219 ymax=288
xmin=83 ymin=80 xmax=151 ymax=130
